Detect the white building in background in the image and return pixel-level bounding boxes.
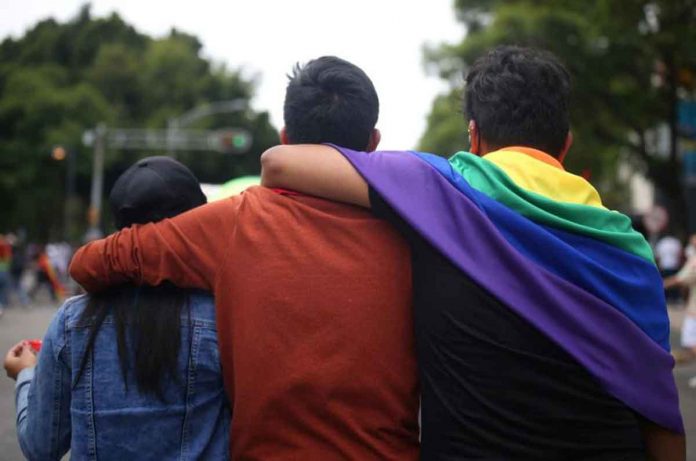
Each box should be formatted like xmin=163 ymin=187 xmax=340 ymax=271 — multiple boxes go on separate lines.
xmin=617 ymin=154 xmax=655 ymax=215
xmin=617 ymin=160 xmax=654 ymax=214
xmin=617 ymin=123 xmax=671 ymax=215
xmin=629 ymin=171 xmax=655 ymax=214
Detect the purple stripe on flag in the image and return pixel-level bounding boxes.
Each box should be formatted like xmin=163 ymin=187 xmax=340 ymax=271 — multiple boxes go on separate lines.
xmin=335 ymin=146 xmax=683 ymax=433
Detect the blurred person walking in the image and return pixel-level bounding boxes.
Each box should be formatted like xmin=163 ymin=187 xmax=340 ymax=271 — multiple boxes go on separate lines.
xmin=665 ymin=233 xmax=696 ymax=364
xmin=46 ymin=241 xmax=72 ymax=285
xmin=0 ymin=234 xmax=11 ymax=316
xmin=656 ymin=232 xmax=684 ymax=304
xmin=29 ymin=246 xmax=64 ymax=303
xmin=3 ymin=156 xmax=230 ymax=461
xmin=7 ymin=234 xmax=29 ymax=306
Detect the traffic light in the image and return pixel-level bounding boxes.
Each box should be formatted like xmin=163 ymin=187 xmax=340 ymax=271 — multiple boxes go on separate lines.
xmin=52 ymin=146 xmax=67 ymax=161
xmin=217 ymin=129 xmax=252 ymax=154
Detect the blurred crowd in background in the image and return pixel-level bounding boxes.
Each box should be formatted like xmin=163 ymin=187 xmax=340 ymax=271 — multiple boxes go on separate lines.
xmin=0 ymin=233 xmax=73 ymax=315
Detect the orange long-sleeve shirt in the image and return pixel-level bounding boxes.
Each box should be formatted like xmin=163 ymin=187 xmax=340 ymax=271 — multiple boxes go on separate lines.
xmin=70 ymin=186 xmax=419 ymax=461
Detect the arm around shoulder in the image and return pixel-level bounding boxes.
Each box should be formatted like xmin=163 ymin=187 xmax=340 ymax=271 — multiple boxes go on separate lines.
xmin=261 ymin=144 xmax=371 ymax=208
xmin=69 ymin=198 xmax=240 ymax=293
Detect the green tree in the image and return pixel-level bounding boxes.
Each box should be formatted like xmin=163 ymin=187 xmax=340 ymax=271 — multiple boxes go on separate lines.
xmin=0 ymin=5 xmax=278 ymax=241
xmin=421 ymin=0 xmax=696 ymax=214
xmin=0 ymin=64 xmax=114 ymax=238
xmin=419 ymin=91 xmax=468 ymax=157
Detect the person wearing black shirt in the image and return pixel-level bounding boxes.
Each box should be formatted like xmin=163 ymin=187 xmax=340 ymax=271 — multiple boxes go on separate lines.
xmin=368 ymin=187 xmax=643 ymax=460
xmin=260 ymin=46 xmax=684 ymax=460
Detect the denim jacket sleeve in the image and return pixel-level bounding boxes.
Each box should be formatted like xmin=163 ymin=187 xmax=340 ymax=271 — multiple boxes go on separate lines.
xmin=15 ymin=303 xmax=72 ymax=461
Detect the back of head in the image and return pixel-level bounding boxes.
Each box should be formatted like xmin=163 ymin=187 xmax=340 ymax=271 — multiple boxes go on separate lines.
xmin=109 ymin=156 xmax=207 ymax=229
xmin=464 ymin=46 xmax=571 ymax=157
xmin=78 ymin=156 xmax=206 ymax=399
xmin=283 ymin=56 xmax=379 ymax=151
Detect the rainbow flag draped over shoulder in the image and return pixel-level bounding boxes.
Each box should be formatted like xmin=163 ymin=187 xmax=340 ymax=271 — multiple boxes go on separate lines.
xmin=333 ymin=145 xmax=683 ymax=434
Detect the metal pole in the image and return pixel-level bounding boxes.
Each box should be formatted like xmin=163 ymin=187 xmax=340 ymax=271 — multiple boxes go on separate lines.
xmin=63 ymin=148 xmax=77 ymax=241
xmin=87 ymin=124 xmax=106 ymax=238
xmin=166 ymin=118 xmax=177 ymax=159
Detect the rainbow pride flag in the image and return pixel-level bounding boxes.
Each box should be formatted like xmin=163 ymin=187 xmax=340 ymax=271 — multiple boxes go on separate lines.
xmin=333 ymin=145 xmax=683 ymax=434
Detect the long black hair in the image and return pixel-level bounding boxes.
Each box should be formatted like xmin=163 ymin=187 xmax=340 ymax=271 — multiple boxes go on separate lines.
xmin=74 ymin=284 xmax=190 ymax=399
xmin=74 ymin=156 xmax=207 ymax=399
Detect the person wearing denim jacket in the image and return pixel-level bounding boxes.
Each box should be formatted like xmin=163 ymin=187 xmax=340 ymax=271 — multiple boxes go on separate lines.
xmin=4 ymin=157 xmax=230 ymax=460
xmin=13 ymin=291 xmax=229 ymax=461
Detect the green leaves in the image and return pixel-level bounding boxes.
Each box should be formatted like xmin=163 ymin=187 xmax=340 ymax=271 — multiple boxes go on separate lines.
xmin=418 ymin=91 xmax=468 ymax=157
xmin=0 ymin=8 xmax=277 ymax=240
xmin=422 ymin=0 xmax=696 ymax=212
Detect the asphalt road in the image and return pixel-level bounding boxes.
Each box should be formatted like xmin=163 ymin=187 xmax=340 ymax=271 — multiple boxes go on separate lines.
xmin=0 ymin=303 xmax=694 ymax=460
xmin=0 ymin=303 xmax=65 ymax=461
xmin=677 ymin=361 xmax=696 ymax=460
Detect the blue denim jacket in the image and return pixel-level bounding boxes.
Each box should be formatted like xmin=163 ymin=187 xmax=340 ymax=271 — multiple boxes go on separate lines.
xmin=15 ymin=292 xmax=230 ymax=461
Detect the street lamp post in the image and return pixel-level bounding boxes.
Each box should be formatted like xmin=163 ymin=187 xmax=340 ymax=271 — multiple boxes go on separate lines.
xmin=51 ymin=146 xmax=77 ymax=240
xmin=84 ymin=100 xmax=250 ymax=238
xmin=86 ymin=124 xmax=106 ymax=240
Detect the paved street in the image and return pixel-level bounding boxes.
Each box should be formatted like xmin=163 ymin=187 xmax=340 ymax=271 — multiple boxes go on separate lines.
xmin=0 ymin=302 xmax=64 ymax=461
xmin=676 ymin=361 xmax=696 ymax=460
xmin=671 ymin=308 xmax=696 ymax=461
xmin=0 ymin=303 xmax=695 ymax=460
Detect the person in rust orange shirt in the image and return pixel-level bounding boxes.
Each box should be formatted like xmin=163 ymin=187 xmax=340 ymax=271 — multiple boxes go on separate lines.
xmin=69 ymin=56 xmax=419 ymax=461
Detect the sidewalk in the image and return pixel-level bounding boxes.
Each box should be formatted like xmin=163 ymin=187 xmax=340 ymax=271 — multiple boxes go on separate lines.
xmin=0 ymin=303 xmax=693 ymax=460
xmin=0 ymin=303 xmax=62 ymax=460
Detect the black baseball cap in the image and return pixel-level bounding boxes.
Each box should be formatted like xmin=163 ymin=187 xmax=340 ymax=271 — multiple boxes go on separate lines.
xmin=109 ymin=156 xmax=207 ymax=229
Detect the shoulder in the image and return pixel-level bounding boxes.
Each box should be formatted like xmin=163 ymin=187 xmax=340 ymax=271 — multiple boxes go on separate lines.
xmin=239 ymin=186 xmax=316 ymax=206
xmin=248 ymin=186 xmax=379 ymax=222
xmin=236 ymin=186 xmax=284 ymax=206
xmin=41 ymin=295 xmax=89 ymax=358
xmin=170 ymin=194 xmax=245 ymax=228
xmin=54 ymin=294 xmax=90 ymax=329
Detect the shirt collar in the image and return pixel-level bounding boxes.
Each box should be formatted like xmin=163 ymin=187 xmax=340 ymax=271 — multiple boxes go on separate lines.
xmin=487 ymin=146 xmax=564 ymax=170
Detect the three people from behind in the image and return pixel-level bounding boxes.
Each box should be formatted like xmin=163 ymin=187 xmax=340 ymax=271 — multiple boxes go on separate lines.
xmin=54 ymin=48 xmax=685 ymax=460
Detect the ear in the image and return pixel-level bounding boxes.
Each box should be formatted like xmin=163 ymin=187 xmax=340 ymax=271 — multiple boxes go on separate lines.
xmin=366 ymin=128 xmax=381 ymax=152
xmin=279 ymin=127 xmax=290 ymax=145
xmin=468 ymin=120 xmax=480 ymax=155
xmin=557 ymin=131 xmax=573 ymax=164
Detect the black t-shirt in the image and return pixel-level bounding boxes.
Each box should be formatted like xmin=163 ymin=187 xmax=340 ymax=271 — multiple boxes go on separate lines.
xmin=369 ymin=187 xmax=645 ymax=461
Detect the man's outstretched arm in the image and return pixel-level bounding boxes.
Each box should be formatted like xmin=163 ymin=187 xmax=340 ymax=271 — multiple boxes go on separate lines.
xmin=70 ymin=197 xmax=240 ymax=293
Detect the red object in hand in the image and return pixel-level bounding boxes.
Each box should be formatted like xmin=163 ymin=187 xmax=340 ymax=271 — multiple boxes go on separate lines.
xmin=27 ymin=339 xmax=42 ymax=353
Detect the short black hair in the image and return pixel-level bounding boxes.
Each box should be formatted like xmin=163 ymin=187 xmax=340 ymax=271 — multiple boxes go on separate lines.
xmin=464 ymin=46 xmax=571 ymax=157
xmin=283 ymin=56 xmax=379 ymax=151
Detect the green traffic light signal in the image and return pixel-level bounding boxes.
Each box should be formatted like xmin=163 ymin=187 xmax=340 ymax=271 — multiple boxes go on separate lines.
xmin=217 ymin=129 xmax=251 ymax=153
xmin=233 ymin=134 xmax=248 ymax=148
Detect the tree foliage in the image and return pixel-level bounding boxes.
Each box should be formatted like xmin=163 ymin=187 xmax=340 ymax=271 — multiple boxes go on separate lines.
xmin=0 ymin=5 xmax=278 ymax=240
xmin=420 ymin=0 xmax=696 ymax=213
